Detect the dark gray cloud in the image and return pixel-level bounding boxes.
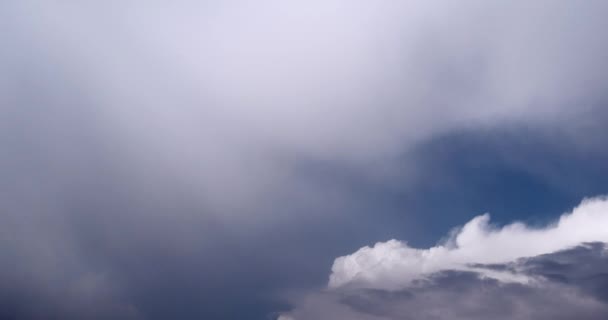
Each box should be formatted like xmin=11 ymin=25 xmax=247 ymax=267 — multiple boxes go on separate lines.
xmin=282 ymin=243 xmax=608 ymax=320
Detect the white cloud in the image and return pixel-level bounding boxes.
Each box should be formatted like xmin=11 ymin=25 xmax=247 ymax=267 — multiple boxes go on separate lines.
xmin=329 ymin=196 xmax=608 ymax=290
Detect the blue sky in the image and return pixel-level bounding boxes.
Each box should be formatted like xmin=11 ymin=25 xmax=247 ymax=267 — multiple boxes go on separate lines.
xmin=2 ymin=1 xmax=608 ymax=319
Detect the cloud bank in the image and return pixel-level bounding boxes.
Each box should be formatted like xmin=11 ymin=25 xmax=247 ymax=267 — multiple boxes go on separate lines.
xmin=284 ymin=244 xmax=608 ymax=320
xmin=282 ymin=198 xmax=608 ymax=319
xmin=330 ymin=196 xmax=608 ymax=289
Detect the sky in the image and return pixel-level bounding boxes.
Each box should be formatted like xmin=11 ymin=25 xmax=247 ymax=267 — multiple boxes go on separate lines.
xmin=1 ymin=1 xmax=608 ymax=319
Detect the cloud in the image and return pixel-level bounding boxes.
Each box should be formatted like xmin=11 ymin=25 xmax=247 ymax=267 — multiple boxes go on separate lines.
xmin=329 ymin=196 xmax=608 ymax=290
xmin=282 ymin=243 xmax=608 ymax=320
xmin=3 ymin=0 xmax=607 ymax=213
xmin=2 ymin=1 xmax=608 ymax=319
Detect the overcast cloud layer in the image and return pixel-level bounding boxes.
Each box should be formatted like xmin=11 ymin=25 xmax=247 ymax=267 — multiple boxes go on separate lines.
xmin=2 ymin=1 xmax=608 ymax=319
xmin=3 ymin=0 xmax=607 ymax=209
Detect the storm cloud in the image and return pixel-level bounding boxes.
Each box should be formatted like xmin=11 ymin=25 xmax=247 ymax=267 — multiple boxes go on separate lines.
xmin=2 ymin=1 xmax=608 ymax=319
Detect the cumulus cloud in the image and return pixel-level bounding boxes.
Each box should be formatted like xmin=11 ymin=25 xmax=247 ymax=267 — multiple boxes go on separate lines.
xmin=330 ymin=196 xmax=608 ymax=290
xmin=282 ymin=228 xmax=608 ymax=320
xmin=284 ymin=252 xmax=608 ymax=320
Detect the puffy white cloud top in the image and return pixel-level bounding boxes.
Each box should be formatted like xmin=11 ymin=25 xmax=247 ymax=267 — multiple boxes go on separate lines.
xmin=329 ymin=196 xmax=608 ymax=290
